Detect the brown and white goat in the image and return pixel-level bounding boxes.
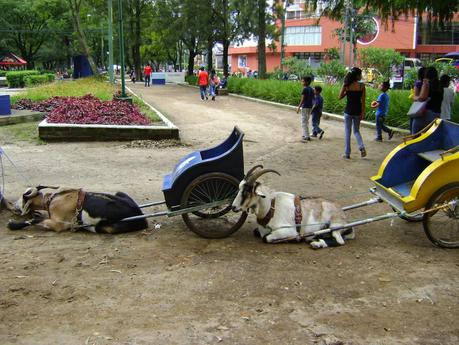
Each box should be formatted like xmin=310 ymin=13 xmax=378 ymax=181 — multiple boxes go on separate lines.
xmin=7 ymin=186 xmax=148 ymax=234
xmin=231 ymin=166 xmax=354 ymax=249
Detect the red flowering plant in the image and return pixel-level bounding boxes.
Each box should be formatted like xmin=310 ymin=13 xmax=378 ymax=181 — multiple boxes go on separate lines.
xmin=13 ymin=94 xmax=151 ymax=126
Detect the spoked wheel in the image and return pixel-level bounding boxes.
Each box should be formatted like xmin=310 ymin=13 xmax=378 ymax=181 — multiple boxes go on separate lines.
xmin=181 ymin=173 xmax=247 ymax=239
xmin=392 ymin=207 xmax=423 ymax=222
xmin=423 ymin=183 xmax=459 ymax=248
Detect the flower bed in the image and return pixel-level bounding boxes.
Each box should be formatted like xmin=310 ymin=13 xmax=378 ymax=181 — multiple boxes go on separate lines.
xmin=12 ymin=94 xmax=151 ymax=126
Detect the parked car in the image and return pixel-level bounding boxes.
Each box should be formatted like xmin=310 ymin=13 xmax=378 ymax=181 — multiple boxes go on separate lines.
xmin=403 ymin=58 xmax=422 ymax=71
xmin=435 ymin=53 xmax=459 ymax=69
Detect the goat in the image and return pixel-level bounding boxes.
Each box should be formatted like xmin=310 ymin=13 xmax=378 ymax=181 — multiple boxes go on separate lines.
xmin=7 ymin=186 xmax=148 ymax=234
xmin=231 ymin=166 xmax=354 ymax=249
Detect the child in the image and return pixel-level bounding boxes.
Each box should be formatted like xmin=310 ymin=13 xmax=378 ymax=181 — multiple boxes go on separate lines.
xmin=296 ymin=76 xmax=314 ymax=142
xmin=371 ymin=81 xmax=394 ymax=141
xmin=311 ymin=86 xmax=325 ymax=139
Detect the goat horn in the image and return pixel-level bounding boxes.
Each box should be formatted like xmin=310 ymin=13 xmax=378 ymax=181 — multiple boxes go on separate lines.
xmin=247 ymin=169 xmax=281 ymax=185
xmin=23 ymin=187 xmax=37 ymax=198
xmin=37 ymin=185 xmax=59 ymax=190
xmin=244 ymin=165 xmax=263 ymax=180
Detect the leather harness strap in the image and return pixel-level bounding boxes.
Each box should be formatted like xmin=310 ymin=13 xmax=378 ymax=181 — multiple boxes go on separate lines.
xmin=294 ymin=195 xmax=303 ymax=233
xmin=76 ymin=189 xmax=86 ymax=224
xmin=257 ymin=199 xmax=275 ymax=227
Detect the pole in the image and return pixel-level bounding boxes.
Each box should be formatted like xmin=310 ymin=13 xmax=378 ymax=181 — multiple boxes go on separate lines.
xmin=280 ymin=1 xmax=286 ymax=72
xmin=107 ymin=0 xmax=114 ymax=84
xmin=348 ymin=0 xmax=353 ymax=67
xmin=341 ymin=1 xmax=348 ymax=65
xmin=117 ymin=0 xmax=129 ymax=100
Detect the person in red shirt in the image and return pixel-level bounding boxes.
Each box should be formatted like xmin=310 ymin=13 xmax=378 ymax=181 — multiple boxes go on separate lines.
xmin=197 ymin=66 xmax=209 ymax=100
xmin=144 ymin=63 xmax=152 ymax=87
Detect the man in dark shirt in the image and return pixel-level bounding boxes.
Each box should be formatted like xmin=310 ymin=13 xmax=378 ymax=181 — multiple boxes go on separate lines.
xmin=296 ymin=76 xmax=314 ymax=142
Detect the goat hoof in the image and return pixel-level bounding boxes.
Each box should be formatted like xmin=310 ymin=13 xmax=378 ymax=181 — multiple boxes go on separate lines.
xmin=262 ymin=234 xmax=269 ymax=243
xmin=253 ymin=228 xmax=261 ymax=238
xmin=7 ymin=220 xmax=27 ymax=230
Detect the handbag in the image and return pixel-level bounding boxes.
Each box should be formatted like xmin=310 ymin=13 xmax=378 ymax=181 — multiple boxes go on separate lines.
xmin=407 ymin=99 xmax=429 ymax=118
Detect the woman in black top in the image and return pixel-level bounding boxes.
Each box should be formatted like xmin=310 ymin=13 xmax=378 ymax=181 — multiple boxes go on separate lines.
xmin=339 ymin=67 xmax=367 ymax=159
xmin=412 ymin=66 xmax=443 ymax=133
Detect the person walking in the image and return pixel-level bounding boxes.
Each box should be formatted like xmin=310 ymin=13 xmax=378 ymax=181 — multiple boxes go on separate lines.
xmin=209 ymin=69 xmax=219 ymax=101
xmin=339 ymin=67 xmax=367 ymax=159
xmin=143 ymin=63 xmax=152 ymax=87
xmin=296 ymin=76 xmax=314 ymax=142
xmin=371 ymin=81 xmax=394 ymax=141
xmin=412 ymin=66 xmax=443 ymax=133
xmin=197 ymin=66 xmax=209 ymax=101
xmin=440 ymin=74 xmax=455 ymax=121
xmin=311 ymin=85 xmax=325 ymax=139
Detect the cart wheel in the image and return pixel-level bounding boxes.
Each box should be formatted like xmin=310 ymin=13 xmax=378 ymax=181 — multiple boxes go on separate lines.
xmin=391 ymin=207 xmax=423 ymax=222
xmin=423 ymin=183 xmax=459 ymax=248
xmin=181 ymin=173 xmax=247 ymax=239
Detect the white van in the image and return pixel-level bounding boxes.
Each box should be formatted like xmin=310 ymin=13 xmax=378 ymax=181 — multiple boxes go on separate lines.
xmin=404 ymin=58 xmax=422 ymax=71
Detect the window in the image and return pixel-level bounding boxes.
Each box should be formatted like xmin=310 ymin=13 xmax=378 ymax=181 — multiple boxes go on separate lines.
xmin=417 ymin=21 xmax=459 ymax=45
xmin=285 ymin=26 xmax=322 ymax=46
xmin=287 ymin=10 xmax=306 ymax=20
xmin=238 ymin=55 xmax=247 ymax=68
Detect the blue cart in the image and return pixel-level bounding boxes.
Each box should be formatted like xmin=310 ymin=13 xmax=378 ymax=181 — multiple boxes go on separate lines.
xmin=126 ymin=127 xmax=248 ymax=238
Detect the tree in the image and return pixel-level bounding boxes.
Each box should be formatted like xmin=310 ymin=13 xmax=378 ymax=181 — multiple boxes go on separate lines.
xmin=67 ymin=0 xmax=98 ymax=74
xmin=0 ymin=0 xmax=67 ymax=69
xmin=306 ymin=0 xmax=458 ymax=25
xmin=317 ymin=60 xmax=347 ymax=82
xmin=282 ymin=57 xmax=314 ymax=78
xmin=359 ymin=47 xmax=404 ymax=79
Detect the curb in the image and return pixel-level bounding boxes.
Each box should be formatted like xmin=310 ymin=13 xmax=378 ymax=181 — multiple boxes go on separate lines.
xmin=178 ymin=83 xmax=409 ymax=134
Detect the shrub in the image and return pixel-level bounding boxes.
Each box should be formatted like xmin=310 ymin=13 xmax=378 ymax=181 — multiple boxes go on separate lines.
xmin=226 ymin=77 xmax=459 ymax=129
xmin=282 ymin=57 xmax=314 ymax=79
xmin=359 ymin=47 xmax=404 ymax=79
xmin=317 ymin=60 xmax=347 ymax=83
xmin=24 ymin=74 xmax=55 ymax=87
xmin=185 ymin=75 xmax=198 ymax=85
xmin=6 ymin=70 xmax=40 ymax=88
xmin=0 ymin=70 xmax=7 ymax=77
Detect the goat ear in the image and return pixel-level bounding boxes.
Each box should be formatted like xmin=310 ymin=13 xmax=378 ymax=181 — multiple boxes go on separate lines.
xmin=254 ymin=183 xmax=266 ymax=198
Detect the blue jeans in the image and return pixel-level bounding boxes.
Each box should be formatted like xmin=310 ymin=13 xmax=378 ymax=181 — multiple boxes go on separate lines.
xmin=311 ymin=112 xmax=322 ymax=135
xmin=209 ymin=84 xmax=216 ymax=97
xmin=199 ymin=85 xmax=207 ymax=99
xmin=411 ymin=110 xmax=438 ymax=134
xmin=144 ymin=75 xmax=150 ymax=87
xmin=344 ymin=113 xmax=365 ymax=156
xmin=375 ymin=114 xmax=391 ymax=139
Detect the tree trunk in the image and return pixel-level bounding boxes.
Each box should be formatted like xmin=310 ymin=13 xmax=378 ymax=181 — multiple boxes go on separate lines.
xmin=68 ymin=0 xmax=98 ymax=75
xmin=133 ymin=0 xmax=142 ymax=81
xmin=187 ymin=50 xmax=196 ymax=75
xmin=207 ymin=38 xmax=213 ymax=72
xmin=257 ymin=0 xmax=267 ymax=79
xmin=223 ymin=39 xmax=230 ymax=76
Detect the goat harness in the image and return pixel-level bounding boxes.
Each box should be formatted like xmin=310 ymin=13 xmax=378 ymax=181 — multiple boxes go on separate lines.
xmin=45 ymin=189 xmax=86 ymax=227
xmin=257 ymin=196 xmax=303 ymax=233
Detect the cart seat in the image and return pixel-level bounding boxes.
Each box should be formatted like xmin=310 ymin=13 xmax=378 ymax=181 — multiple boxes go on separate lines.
xmin=162 ymin=127 xmax=245 ymax=208
xmin=417 ymin=149 xmax=445 ymax=162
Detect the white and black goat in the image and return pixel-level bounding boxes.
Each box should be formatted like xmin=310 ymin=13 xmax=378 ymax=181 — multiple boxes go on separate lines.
xmin=7 ymin=186 xmax=148 ymax=234
xmin=231 ymin=166 xmax=354 ymax=249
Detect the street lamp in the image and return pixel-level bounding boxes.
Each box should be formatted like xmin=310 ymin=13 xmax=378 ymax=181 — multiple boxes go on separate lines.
xmin=116 ymin=0 xmax=131 ymax=102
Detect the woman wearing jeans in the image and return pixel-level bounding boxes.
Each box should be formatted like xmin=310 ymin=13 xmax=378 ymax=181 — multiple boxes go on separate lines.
xmin=339 ymin=67 xmax=367 ymax=159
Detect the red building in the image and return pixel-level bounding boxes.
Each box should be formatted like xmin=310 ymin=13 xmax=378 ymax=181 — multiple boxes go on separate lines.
xmin=229 ymin=2 xmax=459 ymax=74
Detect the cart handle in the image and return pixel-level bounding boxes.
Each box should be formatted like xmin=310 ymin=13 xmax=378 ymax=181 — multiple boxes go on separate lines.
xmin=402 ymin=119 xmax=436 ymax=144
xmin=440 ymin=145 xmax=459 ymax=160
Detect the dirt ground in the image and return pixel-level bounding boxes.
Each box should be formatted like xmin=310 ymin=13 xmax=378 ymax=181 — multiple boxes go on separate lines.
xmin=0 ymin=83 xmax=458 ymax=345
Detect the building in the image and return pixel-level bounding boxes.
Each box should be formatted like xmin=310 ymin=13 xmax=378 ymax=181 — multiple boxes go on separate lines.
xmin=229 ymin=0 xmax=459 ymax=74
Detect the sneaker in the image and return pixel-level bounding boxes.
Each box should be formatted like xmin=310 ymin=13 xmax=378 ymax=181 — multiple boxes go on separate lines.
xmin=205 ymin=96 xmax=208 ymax=100
xmin=342 ymin=154 xmax=350 ymax=159
xmin=374 ymin=137 xmax=383 ymax=142
xmin=212 ymin=96 xmax=215 ymax=101
xmin=311 ymin=133 xmax=317 ymax=138
xmin=301 ymin=137 xmax=311 ymax=142
xmin=360 ymin=148 xmax=367 ymax=158
xmin=388 ymin=131 xmax=394 ymax=140
xmin=319 ymin=130 xmax=325 ymax=140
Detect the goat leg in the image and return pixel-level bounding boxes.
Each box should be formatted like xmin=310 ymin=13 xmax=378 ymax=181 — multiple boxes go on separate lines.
xmin=7 ymin=218 xmax=42 ymax=230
